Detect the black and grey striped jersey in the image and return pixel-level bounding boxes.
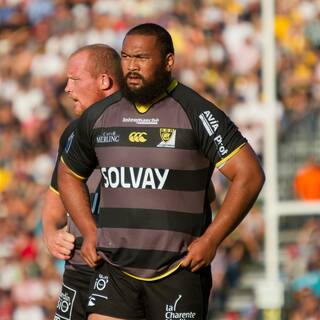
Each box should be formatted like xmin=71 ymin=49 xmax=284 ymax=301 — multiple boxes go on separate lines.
xmin=61 ymin=80 xmax=246 ymax=280
xmin=50 ymin=119 xmax=100 ymax=271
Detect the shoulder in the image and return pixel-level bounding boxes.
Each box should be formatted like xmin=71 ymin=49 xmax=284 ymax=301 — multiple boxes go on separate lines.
xmin=80 ymin=91 xmax=123 ymax=124
xmin=171 ymin=82 xmax=228 ymax=119
xmin=172 ymin=82 xmax=208 ymax=103
xmin=62 ymin=119 xmax=78 ymax=136
xmin=59 ymin=119 xmax=78 ymax=146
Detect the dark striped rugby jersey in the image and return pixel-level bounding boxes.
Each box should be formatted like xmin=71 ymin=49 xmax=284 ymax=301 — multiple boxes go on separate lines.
xmin=61 ymin=80 xmax=247 ymax=280
xmin=50 ymin=119 xmax=100 ymax=272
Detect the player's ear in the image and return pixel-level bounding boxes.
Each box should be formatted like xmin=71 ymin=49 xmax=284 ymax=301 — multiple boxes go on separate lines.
xmin=165 ymin=53 xmax=174 ymax=72
xmin=100 ymin=74 xmax=112 ymax=90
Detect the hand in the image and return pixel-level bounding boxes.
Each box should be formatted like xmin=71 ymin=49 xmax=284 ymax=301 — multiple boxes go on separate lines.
xmin=180 ymin=236 xmax=218 ymax=272
xmin=80 ymin=233 xmax=102 ymax=268
xmin=45 ymin=226 xmax=75 ymax=260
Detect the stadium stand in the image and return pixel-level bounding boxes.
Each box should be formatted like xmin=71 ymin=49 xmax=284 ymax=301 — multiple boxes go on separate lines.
xmin=0 ymin=0 xmax=319 ymax=319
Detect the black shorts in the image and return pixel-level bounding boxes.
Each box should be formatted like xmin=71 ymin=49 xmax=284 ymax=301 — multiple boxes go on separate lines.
xmin=54 ymin=266 xmax=93 ymax=320
xmin=87 ymin=262 xmax=212 ymax=320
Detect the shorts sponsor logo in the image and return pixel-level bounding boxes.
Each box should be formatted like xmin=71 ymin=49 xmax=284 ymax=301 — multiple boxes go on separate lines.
xmin=88 ymin=293 xmax=108 ymax=306
xmin=96 ymin=131 xmax=120 ymax=144
xmin=101 ymin=167 xmax=169 ymax=189
xmin=129 ymin=131 xmax=147 ymax=143
xmin=88 ymin=295 xmax=96 ymax=306
xmin=55 ymin=284 xmax=76 ymax=320
xmin=88 ymin=274 xmax=109 ymax=307
xmin=199 ymin=111 xmax=219 ymax=137
xmin=157 ymin=128 xmax=176 ymax=148
xmin=94 ymin=274 xmax=108 ymax=291
xmin=122 ymin=117 xmax=159 ymax=125
xmin=165 ymin=295 xmax=196 ymax=320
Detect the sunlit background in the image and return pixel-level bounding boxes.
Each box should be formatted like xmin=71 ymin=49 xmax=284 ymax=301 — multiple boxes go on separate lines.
xmin=0 ymin=0 xmax=319 ymax=319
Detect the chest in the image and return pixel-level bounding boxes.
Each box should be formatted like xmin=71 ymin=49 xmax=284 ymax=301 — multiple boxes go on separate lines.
xmin=92 ymin=100 xmax=210 ymax=191
xmin=92 ymin=99 xmax=204 ymax=170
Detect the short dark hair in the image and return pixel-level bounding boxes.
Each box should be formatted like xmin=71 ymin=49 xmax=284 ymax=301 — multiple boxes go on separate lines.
xmin=126 ymin=23 xmax=174 ymax=59
xmin=70 ymin=44 xmax=123 ymax=86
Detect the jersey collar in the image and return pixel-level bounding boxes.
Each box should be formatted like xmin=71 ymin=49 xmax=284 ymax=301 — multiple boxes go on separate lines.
xmin=134 ymin=79 xmax=178 ymax=114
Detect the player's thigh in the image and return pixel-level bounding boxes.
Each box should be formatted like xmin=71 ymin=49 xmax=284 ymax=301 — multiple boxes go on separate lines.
xmin=55 ymin=268 xmax=92 ymax=320
xmin=87 ymin=262 xmax=145 ymax=319
xmin=143 ymin=267 xmax=212 ymax=320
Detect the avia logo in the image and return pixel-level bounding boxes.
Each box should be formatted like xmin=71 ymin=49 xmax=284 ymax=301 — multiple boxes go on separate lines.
xmin=129 ymin=131 xmax=147 ymax=143
xmin=199 ymin=111 xmax=219 ymax=137
xmin=165 ymin=295 xmax=196 ymax=319
xmin=101 ymin=167 xmax=169 ymax=189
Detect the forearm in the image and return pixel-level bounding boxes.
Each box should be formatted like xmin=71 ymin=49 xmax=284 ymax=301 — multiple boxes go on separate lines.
xmin=41 ymin=188 xmax=75 ymax=259
xmin=204 ymin=144 xmax=265 ymax=247
xmin=57 ymin=161 xmax=96 ymax=238
xmin=42 ymin=189 xmax=67 ymax=243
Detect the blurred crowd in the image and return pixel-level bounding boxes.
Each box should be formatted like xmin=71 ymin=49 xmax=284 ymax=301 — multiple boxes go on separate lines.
xmin=0 ymin=0 xmax=320 ymax=319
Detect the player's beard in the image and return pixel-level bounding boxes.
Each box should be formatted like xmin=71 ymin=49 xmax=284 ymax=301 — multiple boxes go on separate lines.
xmin=123 ymin=65 xmax=171 ymax=104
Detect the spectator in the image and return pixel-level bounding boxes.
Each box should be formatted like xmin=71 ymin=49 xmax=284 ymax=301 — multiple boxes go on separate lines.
xmin=0 ymin=289 xmax=13 ymax=320
xmin=0 ymin=0 xmax=319 ymax=318
xmin=238 ymin=204 xmax=264 ymax=262
xmin=289 ymin=288 xmax=320 ymax=320
xmin=293 ymin=156 xmax=320 ymax=200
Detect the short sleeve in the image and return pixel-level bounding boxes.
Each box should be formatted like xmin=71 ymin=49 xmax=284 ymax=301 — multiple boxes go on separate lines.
xmin=61 ymin=111 xmax=98 ymax=179
xmin=195 ymin=107 xmax=247 ymax=168
xmin=50 ymin=120 xmax=78 ymax=192
xmin=172 ymin=84 xmax=247 ymax=168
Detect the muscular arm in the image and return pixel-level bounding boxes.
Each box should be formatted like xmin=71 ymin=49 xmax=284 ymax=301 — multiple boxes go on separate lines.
xmin=58 ymin=160 xmax=101 ymax=267
xmin=42 ymin=189 xmax=75 ymax=259
xmin=181 ymin=144 xmax=265 ymax=271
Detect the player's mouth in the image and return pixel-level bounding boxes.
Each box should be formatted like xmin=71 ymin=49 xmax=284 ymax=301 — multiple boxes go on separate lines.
xmin=72 ymin=98 xmax=81 ymax=108
xmin=126 ymin=73 xmax=143 ymax=86
xmin=72 ymin=97 xmax=80 ymax=105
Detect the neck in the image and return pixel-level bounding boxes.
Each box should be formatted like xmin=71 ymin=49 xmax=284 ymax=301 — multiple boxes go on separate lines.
xmin=104 ymin=85 xmax=120 ymax=97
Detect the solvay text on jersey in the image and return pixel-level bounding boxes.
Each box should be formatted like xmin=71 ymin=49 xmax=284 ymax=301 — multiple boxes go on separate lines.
xmin=101 ymin=167 xmax=169 ymax=189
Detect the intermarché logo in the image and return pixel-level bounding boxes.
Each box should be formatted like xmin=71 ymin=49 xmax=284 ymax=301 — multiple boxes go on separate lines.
xmin=129 ymin=131 xmax=147 ymax=143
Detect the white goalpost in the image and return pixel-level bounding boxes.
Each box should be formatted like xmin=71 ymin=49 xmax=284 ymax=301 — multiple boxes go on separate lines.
xmin=256 ymin=0 xmax=320 ymax=317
